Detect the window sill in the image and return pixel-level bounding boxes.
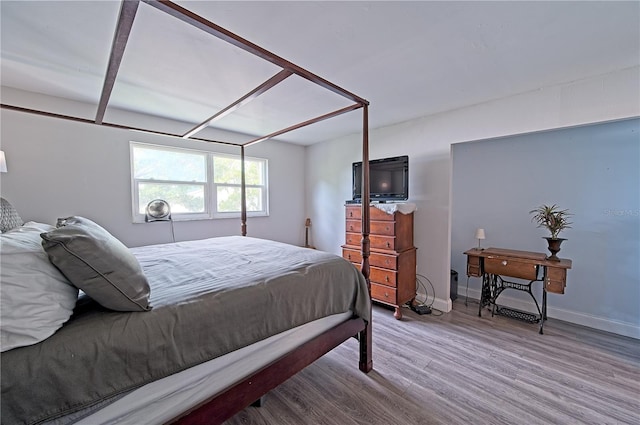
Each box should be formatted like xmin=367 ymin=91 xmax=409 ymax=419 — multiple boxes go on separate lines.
xmin=133 ymin=212 xmax=269 ymax=224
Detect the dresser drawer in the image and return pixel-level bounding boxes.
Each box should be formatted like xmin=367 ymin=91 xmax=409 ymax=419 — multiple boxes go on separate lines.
xmin=342 ymin=248 xmax=362 ymax=264
xmin=352 ymin=264 xmax=397 ymax=287
xmin=346 ymin=220 xmax=361 ymax=233
xmin=484 ymin=257 xmax=538 ymax=281
xmin=346 ymin=205 xmax=394 ymax=221
xmin=370 ymin=251 xmax=398 ymax=269
xmin=467 ymin=255 xmax=482 ymax=277
xmin=346 ymin=233 xmax=396 ymax=251
xmin=345 ymin=232 xmax=360 ymax=247
xmin=545 ymin=267 xmax=567 ymax=294
xmin=370 ymin=220 xmax=396 ymax=236
xmin=370 ymin=234 xmax=397 ymax=251
xmin=342 ymin=248 xmax=398 ymax=270
xmin=346 ymin=206 xmax=361 ymax=220
xmin=371 ymin=282 xmax=397 ymax=304
xmin=370 ymin=267 xmax=397 ymax=287
xmin=347 ymin=221 xmax=398 ymax=237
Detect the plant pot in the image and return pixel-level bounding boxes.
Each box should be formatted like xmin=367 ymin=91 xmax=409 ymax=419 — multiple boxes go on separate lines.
xmin=544 ymin=237 xmax=566 ymax=261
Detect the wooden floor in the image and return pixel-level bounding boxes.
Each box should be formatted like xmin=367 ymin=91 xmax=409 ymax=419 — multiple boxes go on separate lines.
xmin=225 ymin=299 xmax=639 ymax=425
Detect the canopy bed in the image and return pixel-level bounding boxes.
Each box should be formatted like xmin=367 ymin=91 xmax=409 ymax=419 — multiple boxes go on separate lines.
xmin=0 ymin=1 xmax=373 ymax=424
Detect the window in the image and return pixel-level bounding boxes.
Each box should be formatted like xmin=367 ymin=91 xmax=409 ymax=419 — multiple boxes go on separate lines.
xmin=213 ymin=154 xmax=267 ymax=216
xmin=131 ymin=142 xmax=268 ymax=222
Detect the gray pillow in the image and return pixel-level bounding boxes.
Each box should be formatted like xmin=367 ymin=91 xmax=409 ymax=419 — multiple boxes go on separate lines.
xmin=41 ymin=216 xmax=151 ymax=312
xmin=0 ymin=198 xmax=24 ymax=233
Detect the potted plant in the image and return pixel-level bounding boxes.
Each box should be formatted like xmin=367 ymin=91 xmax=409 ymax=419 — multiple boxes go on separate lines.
xmin=529 ymin=204 xmax=572 ymax=261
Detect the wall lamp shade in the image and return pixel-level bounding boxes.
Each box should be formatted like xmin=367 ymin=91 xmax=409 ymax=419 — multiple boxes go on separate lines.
xmin=475 ymin=228 xmax=486 ymax=250
xmin=0 ymin=151 xmax=7 ymax=173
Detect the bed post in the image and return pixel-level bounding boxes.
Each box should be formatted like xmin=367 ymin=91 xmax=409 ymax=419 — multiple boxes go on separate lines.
xmin=240 ymin=145 xmax=247 ymax=236
xmin=359 ymin=103 xmax=373 ymax=373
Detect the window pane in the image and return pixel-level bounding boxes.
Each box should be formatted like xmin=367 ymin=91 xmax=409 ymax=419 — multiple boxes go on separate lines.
xmin=246 ymin=187 xmax=263 ymax=211
xmin=217 ymin=186 xmax=263 ymax=212
xmin=138 ymin=183 xmax=205 ymax=214
xmin=133 ymin=146 xmax=206 ymax=182
xmin=213 ymin=157 xmax=264 ymax=186
xmin=245 ymin=160 xmax=264 ymax=186
xmin=213 ymin=156 xmax=241 ymax=184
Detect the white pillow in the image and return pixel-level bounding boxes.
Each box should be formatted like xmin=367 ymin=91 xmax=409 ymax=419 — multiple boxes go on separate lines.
xmin=1 ymin=222 xmax=79 ymax=352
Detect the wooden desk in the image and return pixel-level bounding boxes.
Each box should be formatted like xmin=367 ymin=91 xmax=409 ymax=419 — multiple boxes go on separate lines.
xmin=464 ymin=247 xmax=572 ymax=334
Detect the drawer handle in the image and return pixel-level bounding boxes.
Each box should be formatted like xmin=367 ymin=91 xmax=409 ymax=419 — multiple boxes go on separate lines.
xmin=385 ymin=276 xmax=389 ymax=282
xmin=348 ymin=254 xmax=351 ymax=260
xmin=502 ymin=260 xmax=508 ymax=266
xmin=385 ymin=259 xmax=391 ymax=265
xmin=384 ymin=292 xmax=389 ymax=298
xmin=349 ymin=225 xmax=353 ymax=231
xmin=386 ymin=242 xmax=391 ymax=248
xmin=349 ymin=212 xmax=353 ymax=217
xmin=386 ymin=226 xmax=390 ymax=231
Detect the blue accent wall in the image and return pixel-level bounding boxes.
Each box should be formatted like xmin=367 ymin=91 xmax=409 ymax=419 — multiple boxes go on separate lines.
xmin=451 ymin=118 xmax=639 ymax=336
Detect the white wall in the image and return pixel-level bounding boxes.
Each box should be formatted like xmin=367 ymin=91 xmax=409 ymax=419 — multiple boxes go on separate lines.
xmin=305 ymin=66 xmax=640 ymax=332
xmin=0 ymin=90 xmax=307 ymax=248
xmin=306 ymin=118 xmax=454 ymax=313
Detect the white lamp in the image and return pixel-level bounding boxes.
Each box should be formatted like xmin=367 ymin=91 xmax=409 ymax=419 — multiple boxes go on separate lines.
xmin=474 ymin=228 xmax=485 ymax=250
xmin=0 ymin=151 xmax=7 ymax=173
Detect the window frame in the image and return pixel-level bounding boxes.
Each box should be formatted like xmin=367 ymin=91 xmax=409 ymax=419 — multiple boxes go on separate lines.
xmin=210 ymin=152 xmax=269 ymax=219
xmin=130 ymin=142 xmax=269 ymax=223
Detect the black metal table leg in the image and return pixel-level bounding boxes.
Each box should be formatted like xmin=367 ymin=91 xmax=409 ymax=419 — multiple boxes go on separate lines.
xmin=478 ymin=273 xmax=492 ymax=317
xmin=478 ymin=273 xmax=485 ymax=317
xmin=539 ymin=289 xmax=547 ymax=334
xmin=492 ymin=277 xmax=544 ymax=324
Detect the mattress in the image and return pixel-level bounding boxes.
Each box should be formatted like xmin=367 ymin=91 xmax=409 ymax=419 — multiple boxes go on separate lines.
xmin=54 ymin=312 xmax=352 ymax=425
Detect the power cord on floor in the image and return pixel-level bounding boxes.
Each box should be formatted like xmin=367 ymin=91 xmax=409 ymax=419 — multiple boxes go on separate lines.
xmin=170 ymin=219 xmax=176 ymax=243
xmin=408 ymin=273 xmax=443 ymax=316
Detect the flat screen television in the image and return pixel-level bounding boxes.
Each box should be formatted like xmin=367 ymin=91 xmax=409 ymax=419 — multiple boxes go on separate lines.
xmin=352 ymin=155 xmax=409 ymax=202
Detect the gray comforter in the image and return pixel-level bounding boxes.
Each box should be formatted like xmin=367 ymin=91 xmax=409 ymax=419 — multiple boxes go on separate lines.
xmin=1 ymin=236 xmax=370 ymax=425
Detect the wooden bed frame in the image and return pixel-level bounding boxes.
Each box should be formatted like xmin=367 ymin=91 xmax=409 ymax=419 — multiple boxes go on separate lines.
xmin=1 ymin=1 xmax=372 ymax=423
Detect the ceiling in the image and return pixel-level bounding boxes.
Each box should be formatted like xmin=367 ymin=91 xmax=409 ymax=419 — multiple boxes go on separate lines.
xmin=1 ymin=1 xmax=639 ymax=145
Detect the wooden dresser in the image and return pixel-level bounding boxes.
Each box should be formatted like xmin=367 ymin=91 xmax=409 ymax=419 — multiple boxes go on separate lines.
xmin=342 ymin=204 xmax=416 ymax=320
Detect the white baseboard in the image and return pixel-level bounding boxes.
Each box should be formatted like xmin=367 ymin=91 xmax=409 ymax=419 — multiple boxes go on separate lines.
xmin=431 ymin=297 xmax=452 ymax=314
xmin=460 ymin=288 xmax=640 ymax=339
xmin=415 ymin=289 xmax=451 ymax=314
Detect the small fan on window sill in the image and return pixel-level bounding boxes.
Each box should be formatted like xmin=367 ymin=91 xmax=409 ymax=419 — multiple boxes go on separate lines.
xmin=145 ymin=199 xmax=171 ymax=222
xmin=145 ymin=199 xmax=175 ymax=242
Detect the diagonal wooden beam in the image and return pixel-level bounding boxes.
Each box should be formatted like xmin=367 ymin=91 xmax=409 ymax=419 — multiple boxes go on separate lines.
xmin=142 ymin=0 xmax=369 ymax=106
xmin=182 ymin=69 xmax=293 ymax=139
xmin=243 ymin=103 xmax=362 ymax=147
xmin=95 ymin=0 xmax=140 ymax=124
xmin=2 ymin=103 xmax=242 ymax=147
